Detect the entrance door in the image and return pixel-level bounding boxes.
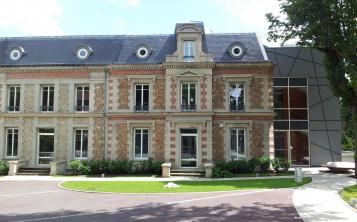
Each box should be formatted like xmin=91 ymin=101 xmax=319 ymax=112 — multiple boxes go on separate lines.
xmin=274 ymin=131 xmax=309 ymax=165
xmin=180 ymin=129 xmax=197 ymax=168
xmin=38 ymin=129 xmax=54 ymax=165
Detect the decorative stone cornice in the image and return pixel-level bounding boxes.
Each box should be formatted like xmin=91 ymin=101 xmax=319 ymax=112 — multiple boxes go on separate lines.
xmin=163 ymin=62 xmax=215 ymax=69
xmin=109 ymin=64 xmax=163 ymax=70
xmin=0 ymin=66 xmax=104 ymax=73
xmin=215 ymin=61 xmax=275 ymax=70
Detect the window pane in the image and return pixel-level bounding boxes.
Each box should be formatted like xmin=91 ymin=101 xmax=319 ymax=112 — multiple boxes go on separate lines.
xmin=134 ymin=131 xmax=141 ymax=158
xmin=6 ymin=130 xmax=13 ymax=156
xmin=76 ymin=88 xmax=82 ymax=107
xmin=13 ymin=130 xmax=18 ymax=156
xmin=274 ymin=121 xmax=289 ymax=130
xmin=135 ymin=86 xmax=142 ymax=106
xmin=290 ymin=131 xmax=309 ymax=165
xmin=180 ymin=129 xmax=197 ymax=134
xmin=274 ymin=131 xmax=289 ymax=161
xmin=42 ymin=87 xmax=48 ymax=107
xmin=15 ymin=87 xmax=20 ymax=109
xmin=289 ymin=78 xmax=307 ymax=86
xmin=275 ymin=109 xmax=289 ymax=120
xmin=75 ymin=131 xmax=81 ymax=158
xmin=290 ymin=109 xmax=308 ymax=120
xmin=83 ymin=88 xmax=89 ymax=106
xmin=273 ymin=87 xmax=289 ymax=108
xmin=230 ymin=130 xmax=237 ymax=160
xmin=142 ymin=132 xmax=149 ymax=158
xmin=238 ymin=130 xmax=245 ymax=155
xmin=289 ymin=87 xmax=307 ymax=108
xmin=189 ymin=84 xmax=196 ymax=105
xmin=143 ymin=87 xmax=149 ymax=106
xmin=182 ymin=84 xmax=188 ymax=105
xmin=290 ymin=121 xmax=308 ymax=130
xmin=49 ymin=87 xmax=54 ymax=109
xmin=273 ymin=78 xmax=288 ymax=86
xmin=82 ymin=130 xmax=88 ymax=158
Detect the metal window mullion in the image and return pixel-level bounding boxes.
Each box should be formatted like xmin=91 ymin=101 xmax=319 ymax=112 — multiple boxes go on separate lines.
xmin=46 ymin=87 xmax=50 ymax=109
xmin=140 ymin=129 xmax=143 ymax=158
xmin=81 ymin=130 xmax=84 ymax=158
xmin=141 ymin=85 xmax=144 ymax=106
xmin=236 ymin=129 xmax=239 ymax=157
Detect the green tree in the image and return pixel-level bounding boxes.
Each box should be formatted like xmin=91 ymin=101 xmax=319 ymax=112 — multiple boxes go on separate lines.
xmin=266 ymin=0 xmax=357 ymax=176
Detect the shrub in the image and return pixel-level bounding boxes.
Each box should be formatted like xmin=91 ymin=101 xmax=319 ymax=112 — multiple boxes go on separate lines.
xmin=259 ymin=156 xmax=271 ymax=173
xmin=272 ymin=158 xmax=290 ymax=173
xmin=0 ymin=161 xmax=9 ymax=175
xmin=69 ymin=160 xmax=90 ymax=175
xmin=212 ymin=167 xmax=233 ymax=178
xmin=69 ymin=159 xmax=163 ymax=175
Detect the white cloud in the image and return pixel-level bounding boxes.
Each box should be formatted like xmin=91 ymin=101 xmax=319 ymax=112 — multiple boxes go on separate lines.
xmin=213 ymin=0 xmax=285 ymax=46
xmin=0 ymin=0 xmax=63 ymax=36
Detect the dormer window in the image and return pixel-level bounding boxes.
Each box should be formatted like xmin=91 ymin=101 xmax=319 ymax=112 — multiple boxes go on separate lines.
xmin=183 ymin=40 xmax=195 ymax=62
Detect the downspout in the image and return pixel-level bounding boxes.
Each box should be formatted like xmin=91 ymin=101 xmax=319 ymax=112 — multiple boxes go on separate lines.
xmin=103 ymin=66 xmax=109 ymax=160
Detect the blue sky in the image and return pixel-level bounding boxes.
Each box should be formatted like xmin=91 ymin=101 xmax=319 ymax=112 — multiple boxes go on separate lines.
xmin=0 ymin=0 xmax=284 ymax=46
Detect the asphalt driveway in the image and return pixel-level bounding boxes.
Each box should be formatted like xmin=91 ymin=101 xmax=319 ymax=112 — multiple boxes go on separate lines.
xmin=0 ymin=180 xmax=302 ymax=222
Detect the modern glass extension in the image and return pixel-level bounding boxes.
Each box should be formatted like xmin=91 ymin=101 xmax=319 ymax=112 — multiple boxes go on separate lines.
xmin=273 ymin=77 xmax=309 ymax=165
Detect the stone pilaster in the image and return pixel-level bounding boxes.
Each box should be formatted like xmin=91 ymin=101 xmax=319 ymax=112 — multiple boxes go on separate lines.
xmin=92 ymin=118 xmax=104 ymax=160
xmin=116 ymin=123 xmax=129 ymax=159
xmin=58 ymin=84 xmax=69 ymax=113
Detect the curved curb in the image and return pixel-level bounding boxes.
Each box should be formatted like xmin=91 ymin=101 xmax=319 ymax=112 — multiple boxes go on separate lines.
xmin=57 ymin=178 xmax=309 ymax=195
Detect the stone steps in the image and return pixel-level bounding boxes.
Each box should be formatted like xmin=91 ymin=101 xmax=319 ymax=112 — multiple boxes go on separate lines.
xmin=170 ymin=169 xmax=204 ymax=177
xmin=17 ymin=167 xmax=50 ymax=176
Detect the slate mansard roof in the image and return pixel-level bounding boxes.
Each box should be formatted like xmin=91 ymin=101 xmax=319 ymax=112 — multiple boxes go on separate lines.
xmin=0 ymin=23 xmax=267 ymax=67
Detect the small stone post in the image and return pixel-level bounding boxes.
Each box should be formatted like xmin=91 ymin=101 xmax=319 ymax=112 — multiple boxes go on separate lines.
xmin=161 ymin=163 xmax=171 ymax=178
xmin=295 ymin=167 xmax=303 ymax=183
xmin=204 ymin=163 xmax=213 ymax=178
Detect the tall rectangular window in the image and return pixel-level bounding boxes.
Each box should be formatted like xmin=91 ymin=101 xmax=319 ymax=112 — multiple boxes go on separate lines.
xmin=41 ymin=85 xmax=54 ymax=112
xmin=75 ymin=85 xmax=89 ymax=112
xmin=183 ymin=40 xmax=195 ymax=62
xmin=8 ymin=86 xmax=20 ymax=112
xmin=74 ymin=129 xmax=88 ymax=159
xmin=273 ymin=77 xmax=309 ymax=165
xmin=6 ymin=128 xmax=18 ymax=157
xmin=134 ymin=129 xmax=149 ymax=159
xmin=230 ymin=129 xmax=245 ymax=160
xmin=230 ymin=84 xmax=244 ymax=111
xmin=181 ymin=83 xmax=196 ymax=111
xmin=135 ymin=84 xmax=149 ymax=111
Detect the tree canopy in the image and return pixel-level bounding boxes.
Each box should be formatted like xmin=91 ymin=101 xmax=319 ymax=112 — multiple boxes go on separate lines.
xmin=266 ymin=0 xmax=357 ymax=176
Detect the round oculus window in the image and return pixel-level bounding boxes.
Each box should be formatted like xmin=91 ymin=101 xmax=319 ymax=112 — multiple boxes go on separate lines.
xmin=76 ymin=46 xmax=93 ymax=60
xmin=135 ymin=45 xmax=151 ymax=60
xmin=9 ymin=47 xmax=25 ymax=61
xmin=228 ymin=42 xmax=245 ymax=59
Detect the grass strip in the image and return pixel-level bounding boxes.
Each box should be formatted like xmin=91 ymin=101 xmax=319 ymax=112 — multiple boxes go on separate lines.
xmin=340 ymin=184 xmax=357 ymax=205
xmin=61 ymin=177 xmax=311 ymax=193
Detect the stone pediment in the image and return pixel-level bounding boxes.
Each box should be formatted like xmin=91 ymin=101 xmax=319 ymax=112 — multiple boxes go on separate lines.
xmin=177 ymin=69 xmax=203 ymax=76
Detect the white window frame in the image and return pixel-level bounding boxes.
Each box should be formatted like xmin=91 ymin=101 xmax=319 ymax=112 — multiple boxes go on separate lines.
xmin=40 ymin=85 xmax=54 ymax=112
xmin=134 ymin=128 xmax=149 ymax=160
xmin=5 ymin=128 xmax=18 ymax=158
xmin=75 ymin=85 xmax=89 ymax=112
xmin=74 ymin=129 xmax=88 ymax=159
xmin=134 ymin=84 xmax=149 ymax=111
xmin=7 ymin=86 xmax=20 ymax=112
xmin=230 ymin=128 xmax=246 ymax=160
xmin=229 ymin=83 xmax=245 ymax=111
xmin=180 ymin=82 xmax=197 ymax=111
xmin=183 ymin=40 xmax=195 ymax=62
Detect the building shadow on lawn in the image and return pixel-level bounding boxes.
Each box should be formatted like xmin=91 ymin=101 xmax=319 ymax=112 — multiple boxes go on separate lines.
xmin=0 ymin=202 xmax=305 ymax=222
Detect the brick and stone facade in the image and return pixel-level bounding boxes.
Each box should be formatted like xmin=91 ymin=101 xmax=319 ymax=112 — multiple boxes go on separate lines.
xmin=0 ymin=22 xmax=274 ymax=170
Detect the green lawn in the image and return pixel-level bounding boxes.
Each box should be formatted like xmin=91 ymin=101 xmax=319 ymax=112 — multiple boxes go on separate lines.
xmin=341 ymin=184 xmax=357 ymax=204
xmin=61 ymin=177 xmax=311 ymax=193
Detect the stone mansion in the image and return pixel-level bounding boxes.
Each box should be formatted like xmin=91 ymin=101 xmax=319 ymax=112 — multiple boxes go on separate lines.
xmin=0 ymin=22 xmax=341 ymax=173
